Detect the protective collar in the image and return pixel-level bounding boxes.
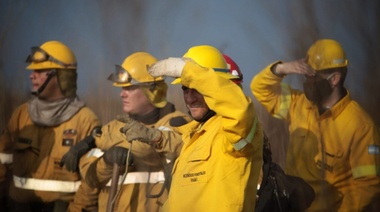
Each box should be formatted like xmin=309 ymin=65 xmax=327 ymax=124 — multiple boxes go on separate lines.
xmin=28 ymin=96 xmax=85 ymax=126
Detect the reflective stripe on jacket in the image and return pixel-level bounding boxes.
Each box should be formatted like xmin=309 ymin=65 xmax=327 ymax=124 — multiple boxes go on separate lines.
xmin=105 ymin=171 xmax=165 ymax=186
xmin=81 ymin=107 xmax=190 ymax=212
xmin=86 ymin=149 xmax=166 ymax=185
xmin=0 ymin=153 xmax=13 ymax=164
xmin=1 ymin=102 xmax=100 ymax=204
xmin=13 ymin=176 xmax=81 ymax=192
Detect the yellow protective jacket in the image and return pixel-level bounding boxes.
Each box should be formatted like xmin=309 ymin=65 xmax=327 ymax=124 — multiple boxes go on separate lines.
xmin=163 ymin=62 xmax=263 ymax=212
xmin=251 ymin=63 xmax=380 ymax=211
xmin=0 ymin=102 xmax=100 ymax=209
xmin=81 ymin=103 xmax=190 ymax=212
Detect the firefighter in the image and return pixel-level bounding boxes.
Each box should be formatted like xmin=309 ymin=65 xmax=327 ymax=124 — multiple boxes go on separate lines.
xmin=250 ymin=39 xmax=380 ymax=211
xmin=125 ymin=45 xmax=263 ymax=211
xmin=0 ymin=40 xmax=101 ymax=211
xmin=81 ymin=52 xmax=191 ymax=212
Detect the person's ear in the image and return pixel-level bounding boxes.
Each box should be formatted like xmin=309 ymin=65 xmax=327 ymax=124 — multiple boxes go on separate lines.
xmin=330 ymin=72 xmax=341 ymax=87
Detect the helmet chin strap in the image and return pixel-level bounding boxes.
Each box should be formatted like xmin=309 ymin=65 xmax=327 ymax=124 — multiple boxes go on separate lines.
xmin=31 ymin=69 xmax=57 ymax=96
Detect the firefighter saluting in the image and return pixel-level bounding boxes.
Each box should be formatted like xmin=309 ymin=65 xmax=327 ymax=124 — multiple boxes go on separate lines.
xmin=0 ymin=40 xmax=101 ymax=211
xmin=251 ymin=39 xmax=380 ymax=211
xmin=129 ymin=45 xmax=264 ymax=211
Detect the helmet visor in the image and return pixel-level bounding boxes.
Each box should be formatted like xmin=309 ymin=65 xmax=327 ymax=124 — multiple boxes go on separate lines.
xmin=25 ymin=46 xmax=77 ymax=68
xmin=107 ymin=65 xmax=141 ymax=85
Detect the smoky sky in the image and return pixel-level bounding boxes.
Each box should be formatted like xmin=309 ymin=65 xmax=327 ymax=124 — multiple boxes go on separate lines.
xmin=1 ymin=0 xmax=379 ymax=130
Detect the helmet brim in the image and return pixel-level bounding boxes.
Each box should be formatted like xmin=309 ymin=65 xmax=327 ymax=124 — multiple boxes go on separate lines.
xmin=26 ymin=61 xmax=76 ymax=70
xmin=171 ymin=72 xmax=239 ymax=85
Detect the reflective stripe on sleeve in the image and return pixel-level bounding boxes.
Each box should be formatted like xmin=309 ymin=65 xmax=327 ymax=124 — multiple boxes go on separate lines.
xmin=87 ymin=148 xmax=104 ymax=158
xmin=233 ymin=117 xmax=258 ymax=151
xmin=106 ymin=171 xmax=165 ymax=186
xmin=158 ymin=126 xmax=172 ymax=131
xmin=352 ymin=165 xmax=380 ymax=178
xmin=0 ymin=153 xmax=13 ymax=164
xmin=273 ymin=83 xmax=291 ymax=120
xmin=13 ymin=176 xmax=81 ymax=192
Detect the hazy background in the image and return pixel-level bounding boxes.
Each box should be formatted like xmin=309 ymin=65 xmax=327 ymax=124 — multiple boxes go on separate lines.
xmin=1 ymin=0 xmax=379 ymax=165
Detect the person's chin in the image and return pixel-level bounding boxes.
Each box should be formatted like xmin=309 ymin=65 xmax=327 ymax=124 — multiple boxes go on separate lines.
xmin=189 ymin=110 xmax=203 ymax=120
xmin=122 ymin=107 xmax=132 ymax=114
xmin=31 ymin=86 xmax=39 ymax=92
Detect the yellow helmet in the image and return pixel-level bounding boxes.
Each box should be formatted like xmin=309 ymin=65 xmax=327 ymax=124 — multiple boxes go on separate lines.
xmin=307 ymin=39 xmax=348 ymax=71
xmin=108 ymin=52 xmax=167 ymax=108
xmin=172 ymin=45 xmax=239 ymax=84
xmin=26 ymin=40 xmax=77 ymax=70
xmin=108 ymin=52 xmax=163 ymax=87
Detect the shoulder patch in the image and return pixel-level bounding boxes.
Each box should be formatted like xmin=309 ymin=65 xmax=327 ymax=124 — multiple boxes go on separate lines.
xmin=368 ymin=145 xmax=379 ymax=155
xmin=169 ymin=116 xmax=189 ymax=127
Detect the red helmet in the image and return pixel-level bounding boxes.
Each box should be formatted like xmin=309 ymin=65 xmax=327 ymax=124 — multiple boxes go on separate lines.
xmin=223 ymin=54 xmax=243 ymax=84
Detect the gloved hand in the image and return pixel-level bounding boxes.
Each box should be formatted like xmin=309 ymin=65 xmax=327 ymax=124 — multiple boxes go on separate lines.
xmin=60 ymin=135 xmax=96 ymax=172
xmin=147 ymin=57 xmax=187 ymax=78
xmin=103 ymin=146 xmax=133 ymax=166
xmin=117 ymin=115 xmax=162 ymax=147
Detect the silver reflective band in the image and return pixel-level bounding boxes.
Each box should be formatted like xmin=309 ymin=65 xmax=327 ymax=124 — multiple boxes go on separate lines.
xmin=0 ymin=153 xmax=13 ymax=164
xmin=87 ymin=148 xmax=104 ymax=158
xmin=233 ymin=139 xmax=249 ymax=151
xmin=13 ymin=176 xmax=81 ymax=192
xmin=157 ymin=126 xmax=172 ymax=131
xmin=233 ymin=117 xmax=258 ymax=151
xmin=106 ymin=171 xmax=165 ymax=186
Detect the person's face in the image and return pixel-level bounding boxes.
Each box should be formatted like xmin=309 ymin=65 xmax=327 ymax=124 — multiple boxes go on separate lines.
xmin=120 ymin=85 xmax=155 ymax=115
xmin=303 ymin=72 xmax=334 ymax=105
xmin=182 ymin=86 xmax=209 ymax=120
xmin=29 ymin=69 xmax=61 ymax=100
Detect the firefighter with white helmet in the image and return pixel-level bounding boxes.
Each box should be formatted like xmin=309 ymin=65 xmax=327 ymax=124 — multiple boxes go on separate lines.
xmin=251 ymin=39 xmax=380 ymax=211
xmin=0 ymin=40 xmax=101 ymax=211
xmin=80 ymin=52 xmax=191 ymax=211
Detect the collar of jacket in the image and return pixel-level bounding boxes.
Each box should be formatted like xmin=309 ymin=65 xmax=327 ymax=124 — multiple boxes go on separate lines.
xmin=322 ymin=91 xmax=351 ymax=120
xmin=307 ymin=91 xmax=351 ymax=120
xmin=177 ymin=115 xmax=220 ymax=142
xmin=192 ymin=109 xmax=216 ymax=123
xmin=130 ymin=102 xmax=176 ymax=125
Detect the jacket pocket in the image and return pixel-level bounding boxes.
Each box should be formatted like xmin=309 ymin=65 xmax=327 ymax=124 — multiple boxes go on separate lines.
xmin=315 ymin=145 xmax=343 ymax=174
xmin=13 ymin=137 xmax=39 ymax=176
xmin=179 ymin=144 xmax=211 ymax=186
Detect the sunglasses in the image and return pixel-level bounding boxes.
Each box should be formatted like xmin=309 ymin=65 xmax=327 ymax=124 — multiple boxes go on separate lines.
xmin=25 ymin=46 xmax=76 ymax=68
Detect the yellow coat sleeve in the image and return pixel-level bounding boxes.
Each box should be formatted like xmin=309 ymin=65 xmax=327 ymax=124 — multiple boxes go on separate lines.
xmin=181 ymin=62 xmax=258 ymax=154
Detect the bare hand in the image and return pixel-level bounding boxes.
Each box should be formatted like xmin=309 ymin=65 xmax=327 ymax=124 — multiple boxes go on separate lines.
xmin=275 ymin=57 xmax=316 ymax=77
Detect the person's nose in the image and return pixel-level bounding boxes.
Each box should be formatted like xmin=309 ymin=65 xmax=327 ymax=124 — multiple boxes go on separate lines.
xmin=120 ymin=89 xmax=129 ymax=98
xmin=184 ymin=89 xmax=197 ymax=103
xmin=29 ymin=71 xmax=37 ymax=79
